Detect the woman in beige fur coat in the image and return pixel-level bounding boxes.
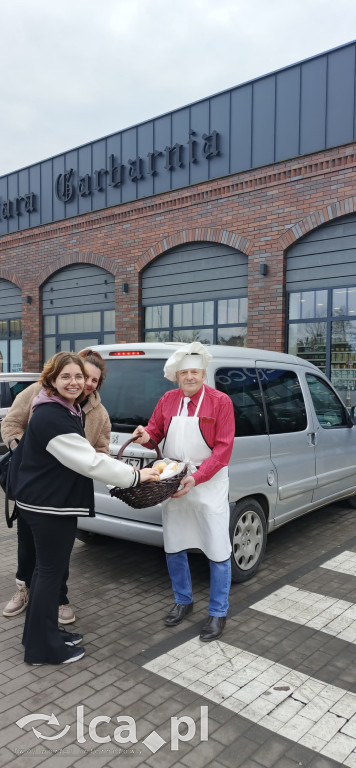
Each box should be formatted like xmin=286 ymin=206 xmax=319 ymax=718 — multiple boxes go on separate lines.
xmin=1 ymin=349 xmax=110 ymax=623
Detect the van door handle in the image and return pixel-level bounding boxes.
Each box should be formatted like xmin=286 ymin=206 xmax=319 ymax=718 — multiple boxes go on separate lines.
xmin=307 ymin=432 xmax=317 ymax=446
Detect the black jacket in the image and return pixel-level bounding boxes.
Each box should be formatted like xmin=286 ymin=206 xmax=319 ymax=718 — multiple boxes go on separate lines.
xmin=10 ymin=401 xmax=139 ymax=517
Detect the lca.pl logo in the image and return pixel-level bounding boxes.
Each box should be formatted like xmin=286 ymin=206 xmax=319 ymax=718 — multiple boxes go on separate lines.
xmin=16 ymin=704 xmax=209 ymax=753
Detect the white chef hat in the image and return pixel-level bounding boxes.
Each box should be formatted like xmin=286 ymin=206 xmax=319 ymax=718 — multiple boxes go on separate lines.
xmin=164 ymin=341 xmax=212 ymax=382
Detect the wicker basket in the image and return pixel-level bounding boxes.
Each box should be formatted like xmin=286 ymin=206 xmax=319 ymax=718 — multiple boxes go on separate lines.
xmin=110 ymin=438 xmax=188 ymax=509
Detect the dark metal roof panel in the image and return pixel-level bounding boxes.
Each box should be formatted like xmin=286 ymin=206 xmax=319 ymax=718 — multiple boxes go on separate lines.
xmin=1 ymin=40 xmax=356 ymax=236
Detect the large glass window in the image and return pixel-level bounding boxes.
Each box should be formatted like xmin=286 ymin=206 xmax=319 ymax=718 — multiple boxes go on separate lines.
xmin=172 ymin=328 xmax=214 ymax=344
xmin=58 ymin=312 xmax=101 ymax=334
xmin=288 ymin=323 xmax=327 ymax=373
xmin=287 ymin=286 xmax=356 ymax=406
xmin=0 ymin=319 xmax=22 ymax=372
xmin=332 ymin=287 xmax=356 ymax=317
xmin=173 ymin=301 xmax=214 ymax=327
xmin=144 ymin=297 xmax=248 ymax=347
xmin=218 ymin=326 xmax=247 ymax=347
xmin=43 ymin=310 xmax=115 ymax=363
xmin=289 ymin=290 xmax=327 ymax=320
xmin=330 ymin=286 xmax=356 ymax=403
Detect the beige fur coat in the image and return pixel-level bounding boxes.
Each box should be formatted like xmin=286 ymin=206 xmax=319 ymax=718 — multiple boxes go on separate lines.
xmin=1 ymin=381 xmax=111 ymax=454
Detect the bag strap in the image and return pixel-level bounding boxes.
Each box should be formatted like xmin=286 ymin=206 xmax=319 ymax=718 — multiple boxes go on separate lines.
xmin=5 ymin=495 xmax=18 ymax=528
xmin=4 ymin=441 xmax=19 ymax=529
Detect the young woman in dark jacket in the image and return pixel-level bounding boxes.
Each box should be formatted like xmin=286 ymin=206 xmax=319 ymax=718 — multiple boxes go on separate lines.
xmin=11 ymin=351 xmax=158 ymax=665
xmin=2 ymin=349 xmax=111 ymax=623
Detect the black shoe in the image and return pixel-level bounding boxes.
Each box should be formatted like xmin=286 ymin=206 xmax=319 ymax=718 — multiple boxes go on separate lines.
xmin=30 ymin=647 xmax=86 ymax=665
xmin=199 ymin=616 xmax=226 ymax=642
xmin=58 ymin=627 xmax=83 ymax=646
xmin=62 ymin=646 xmax=86 ymax=663
xmin=164 ymin=602 xmax=193 ymax=626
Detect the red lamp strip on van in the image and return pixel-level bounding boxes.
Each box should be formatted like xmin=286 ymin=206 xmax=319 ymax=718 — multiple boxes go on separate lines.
xmin=109 ymin=351 xmax=145 ymax=356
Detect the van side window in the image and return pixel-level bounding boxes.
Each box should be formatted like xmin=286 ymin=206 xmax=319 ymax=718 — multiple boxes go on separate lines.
xmin=306 ymin=374 xmax=349 ymax=428
xmin=0 ymin=383 xmax=12 ymax=409
xmin=9 ymin=381 xmax=37 ymax=402
xmin=258 ymin=369 xmax=307 ymax=434
xmin=215 ymin=368 xmax=267 ymax=437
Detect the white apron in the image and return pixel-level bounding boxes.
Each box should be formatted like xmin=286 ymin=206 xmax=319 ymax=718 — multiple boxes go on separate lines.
xmin=162 ymin=387 xmax=231 ymax=561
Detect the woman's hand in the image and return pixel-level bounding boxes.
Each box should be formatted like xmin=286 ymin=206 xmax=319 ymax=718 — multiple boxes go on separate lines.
xmin=132 ymin=425 xmax=150 ymax=444
xmin=171 ymin=475 xmax=196 ymax=498
xmin=139 ymin=467 xmax=160 ymax=483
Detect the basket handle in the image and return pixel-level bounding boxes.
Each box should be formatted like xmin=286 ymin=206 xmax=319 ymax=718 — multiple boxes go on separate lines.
xmin=116 ymin=436 xmax=162 ymax=461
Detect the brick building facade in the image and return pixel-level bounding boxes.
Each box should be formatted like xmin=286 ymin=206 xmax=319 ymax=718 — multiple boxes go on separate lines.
xmin=0 ymin=141 xmax=355 ymax=372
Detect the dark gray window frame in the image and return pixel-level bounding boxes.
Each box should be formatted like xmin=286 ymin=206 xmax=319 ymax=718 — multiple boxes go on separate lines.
xmin=143 ymin=297 xmax=248 ymax=344
xmin=0 ymin=318 xmax=22 ymax=372
xmin=287 ymin=285 xmax=356 ymax=406
xmin=286 ymin=288 xmax=332 ymax=375
xmin=43 ymin=308 xmax=115 ymax=360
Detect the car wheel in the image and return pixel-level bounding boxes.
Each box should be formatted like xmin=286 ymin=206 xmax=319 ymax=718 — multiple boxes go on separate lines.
xmin=348 ymin=496 xmax=356 ymax=509
xmin=230 ymin=499 xmax=267 ymax=583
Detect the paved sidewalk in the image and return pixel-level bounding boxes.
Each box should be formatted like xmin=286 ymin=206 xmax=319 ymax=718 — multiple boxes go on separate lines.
xmin=1 ymin=495 xmax=356 ymax=768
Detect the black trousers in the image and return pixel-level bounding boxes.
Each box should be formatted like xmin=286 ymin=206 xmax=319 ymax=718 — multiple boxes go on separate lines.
xmin=16 ymin=511 xmax=69 ymax=605
xmin=20 ymin=509 xmax=77 ymax=664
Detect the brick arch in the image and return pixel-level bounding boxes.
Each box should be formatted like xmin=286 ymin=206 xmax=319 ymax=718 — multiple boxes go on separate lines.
xmin=0 ymin=268 xmax=22 ymax=289
xmin=39 ymin=252 xmax=118 ymax=287
xmin=135 ymin=228 xmax=252 ymax=272
xmin=279 ymin=196 xmax=356 ymax=250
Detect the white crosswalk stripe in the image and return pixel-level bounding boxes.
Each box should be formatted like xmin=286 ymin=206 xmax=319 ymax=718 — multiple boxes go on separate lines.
xmin=250 ymin=586 xmax=356 ymax=642
xmin=321 ymin=551 xmax=356 ymax=577
xmin=143 ymin=638 xmax=356 ymax=765
xmin=144 ymin=549 xmax=356 ymax=765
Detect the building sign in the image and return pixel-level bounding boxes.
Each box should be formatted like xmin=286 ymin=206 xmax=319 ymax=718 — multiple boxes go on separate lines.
xmin=54 ymin=131 xmax=220 ymax=203
xmin=0 ymin=193 xmax=36 ymax=221
xmin=1 ymin=40 xmax=356 ymax=235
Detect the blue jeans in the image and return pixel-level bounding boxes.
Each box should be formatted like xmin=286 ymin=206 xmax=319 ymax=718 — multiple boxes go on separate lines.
xmin=166 ymin=551 xmax=231 ymax=616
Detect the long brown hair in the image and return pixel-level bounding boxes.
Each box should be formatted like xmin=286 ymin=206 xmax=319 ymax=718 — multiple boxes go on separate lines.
xmin=79 ymin=349 xmax=107 ymax=389
xmin=41 ymin=352 xmax=88 ymax=402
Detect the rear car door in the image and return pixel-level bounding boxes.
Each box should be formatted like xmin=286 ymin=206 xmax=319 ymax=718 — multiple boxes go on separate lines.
xmin=214 ymin=366 xmax=275 ymax=505
xmin=256 ymin=364 xmax=317 ymax=526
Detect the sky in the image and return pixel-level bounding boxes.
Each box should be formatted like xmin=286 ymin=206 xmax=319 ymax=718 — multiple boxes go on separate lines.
xmin=1 ymin=0 xmax=356 ymax=176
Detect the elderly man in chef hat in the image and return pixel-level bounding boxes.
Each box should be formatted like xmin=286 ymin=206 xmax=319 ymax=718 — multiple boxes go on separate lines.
xmin=132 ymin=341 xmax=235 ymax=642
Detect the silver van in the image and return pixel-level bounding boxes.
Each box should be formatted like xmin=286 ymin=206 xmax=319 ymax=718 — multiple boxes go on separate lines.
xmin=77 ymin=343 xmax=356 ymax=582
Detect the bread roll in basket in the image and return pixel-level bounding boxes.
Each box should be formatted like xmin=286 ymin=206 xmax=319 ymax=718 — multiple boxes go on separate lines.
xmin=109 ymin=438 xmax=188 ymax=509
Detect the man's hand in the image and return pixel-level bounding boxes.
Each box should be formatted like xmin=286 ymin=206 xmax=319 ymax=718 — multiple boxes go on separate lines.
xmin=132 ymin=425 xmax=150 ymax=444
xmin=171 ymin=475 xmax=196 ymax=498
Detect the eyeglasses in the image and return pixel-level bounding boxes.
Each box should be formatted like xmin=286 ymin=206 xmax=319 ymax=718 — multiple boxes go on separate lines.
xmin=59 ymin=374 xmax=85 ymax=382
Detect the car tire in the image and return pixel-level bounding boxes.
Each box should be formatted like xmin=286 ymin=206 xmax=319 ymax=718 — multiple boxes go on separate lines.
xmin=229 ymin=498 xmax=267 ymax=583
xmin=348 ymin=496 xmax=356 ymax=509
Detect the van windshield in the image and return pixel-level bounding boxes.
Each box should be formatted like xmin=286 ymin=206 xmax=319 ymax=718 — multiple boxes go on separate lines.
xmin=99 ymin=358 xmax=175 ymax=432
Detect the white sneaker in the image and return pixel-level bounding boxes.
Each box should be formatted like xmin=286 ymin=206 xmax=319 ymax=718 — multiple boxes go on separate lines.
xmin=3 ymin=579 xmax=29 ymax=617
xmin=58 ymin=604 xmax=76 ymax=624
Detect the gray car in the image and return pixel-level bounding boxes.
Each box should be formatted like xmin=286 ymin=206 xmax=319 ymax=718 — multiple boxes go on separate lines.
xmin=76 ymin=343 xmax=356 ymax=583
